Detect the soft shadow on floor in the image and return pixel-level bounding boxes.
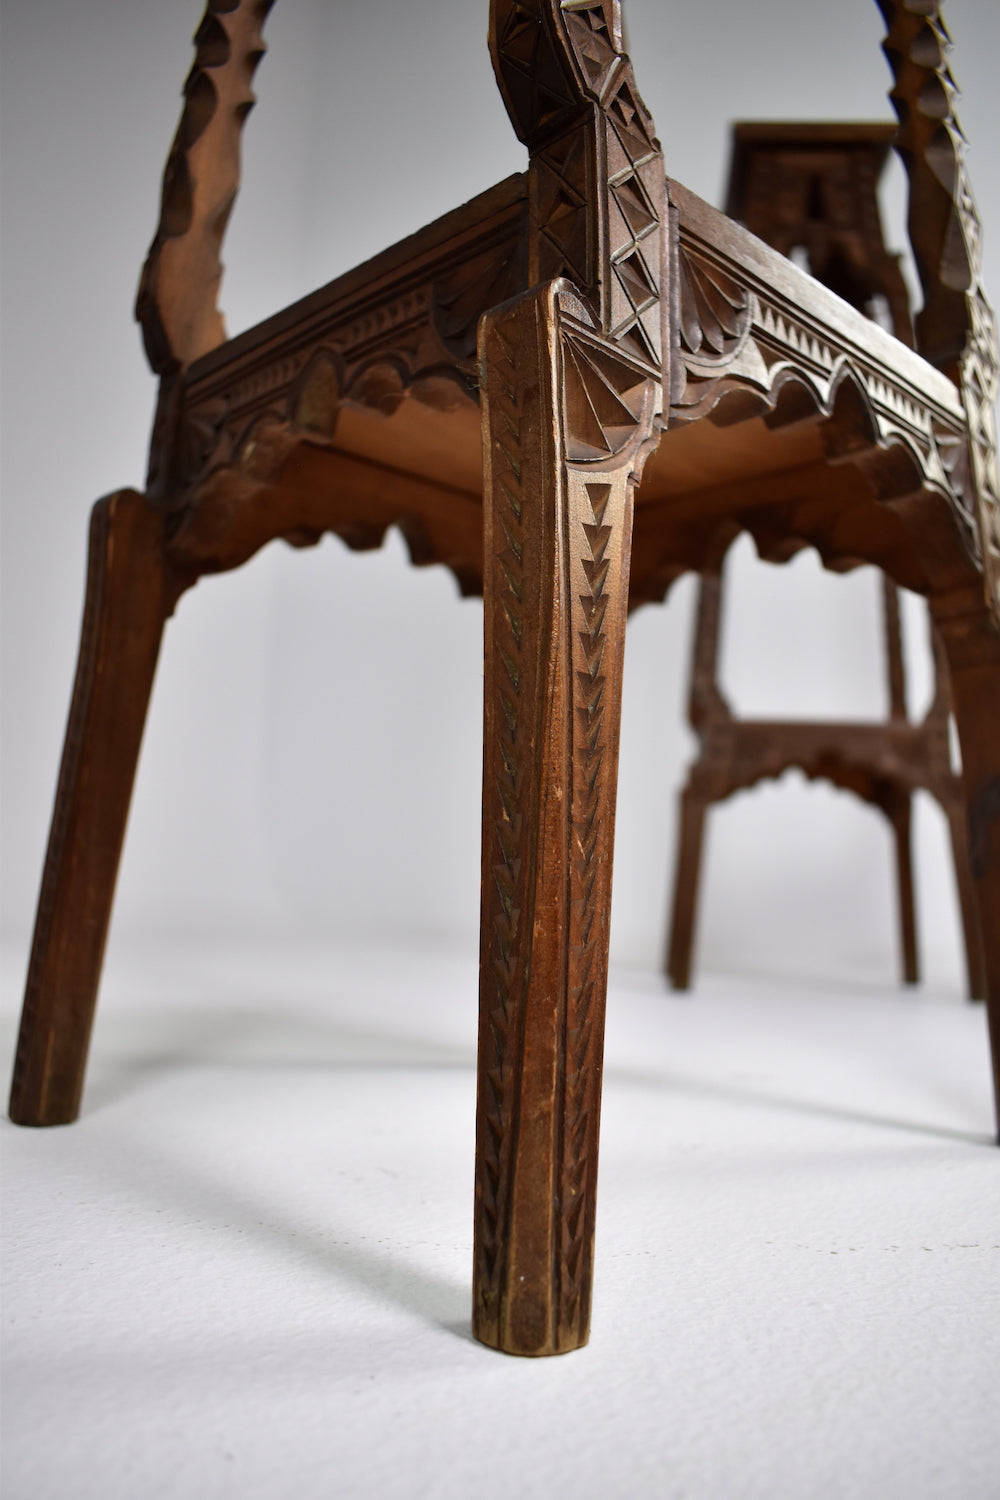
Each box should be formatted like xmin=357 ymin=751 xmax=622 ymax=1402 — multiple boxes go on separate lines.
xmin=604 ymin=1060 xmax=992 ymax=1146
xmin=82 ymin=1125 xmax=474 ymax=1343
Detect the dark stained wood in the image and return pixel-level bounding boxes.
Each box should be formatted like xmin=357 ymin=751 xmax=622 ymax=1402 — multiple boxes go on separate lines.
xmin=9 ymin=492 xmax=184 ymax=1125
xmin=876 ymin=0 xmax=1000 ymax=607
xmin=9 ymin=0 xmax=1000 ymax=1357
xmin=475 ymin=0 xmax=664 ymax=1357
xmin=665 ymin=119 xmax=986 ymax=1000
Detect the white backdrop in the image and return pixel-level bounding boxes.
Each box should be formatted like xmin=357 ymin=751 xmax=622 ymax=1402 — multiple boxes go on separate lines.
xmin=2 ymin=0 xmax=998 ymax=986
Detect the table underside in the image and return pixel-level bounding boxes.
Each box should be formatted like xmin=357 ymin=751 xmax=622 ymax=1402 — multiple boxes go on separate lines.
xmin=165 ymin=170 xmax=981 ymax=616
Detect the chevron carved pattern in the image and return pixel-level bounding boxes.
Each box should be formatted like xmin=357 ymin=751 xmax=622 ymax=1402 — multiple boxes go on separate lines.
xmin=556 ymin=473 xmax=627 ymax=1337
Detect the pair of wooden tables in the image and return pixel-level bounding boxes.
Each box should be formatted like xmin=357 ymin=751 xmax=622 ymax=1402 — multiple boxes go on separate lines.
xmin=10 ymin=0 xmax=1000 ymax=1356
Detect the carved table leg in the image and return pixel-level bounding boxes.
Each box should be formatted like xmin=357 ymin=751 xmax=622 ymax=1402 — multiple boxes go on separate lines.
xmin=666 ymin=783 xmax=710 ymax=991
xmin=944 ymin=797 xmax=988 ymax=1001
xmin=473 ymin=283 xmax=652 ymax=1355
xmin=9 ymin=491 xmax=176 ymax=1126
xmin=884 ymin=786 xmax=919 ymax=985
xmin=933 ymin=590 xmax=1000 ymax=1136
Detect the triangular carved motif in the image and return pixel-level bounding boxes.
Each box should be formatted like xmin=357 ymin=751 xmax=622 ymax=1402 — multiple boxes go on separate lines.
xmin=561 ymin=0 xmax=616 ymax=40
xmin=536 ymin=82 xmax=577 ymax=132
xmin=577 ymin=340 xmax=648 ymax=414
xmin=585 ymin=482 xmax=612 ymax=524
xmin=579 ymin=46 xmax=613 ymax=87
xmin=607 ymin=194 xmax=635 ymax=261
xmin=547 ymin=190 xmax=584 ymax=229
xmin=435 ymin=241 xmax=522 ymax=353
xmin=609 ymin=111 xmax=656 ymax=170
xmin=565 ymin=343 xmax=615 ymax=457
xmin=609 ymin=84 xmax=636 ymax=130
xmin=532 ymin=42 xmax=577 ymax=108
xmin=581 ymin=553 xmax=611 ymax=597
xmin=539 ymin=222 xmax=590 ymax=288
xmin=564 ymin=337 xmax=646 ymax=459
xmin=605 ymin=128 xmax=633 ymax=183
xmin=535 ymin=147 xmax=585 ymax=211
xmin=577 ymin=628 xmax=607 ymax=679
xmin=579 ymin=591 xmax=609 ymax=633
xmin=614 ymin=249 xmax=658 ymax=313
xmin=500 ymin=10 xmax=539 ymax=68
xmin=499 ymin=8 xmax=577 ymax=137
xmin=609 ymin=274 xmax=634 ymax=336
xmin=538 ymin=128 xmax=588 ymax=209
xmin=626 ymin=306 xmax=661 ymax=363
xmin=582 ymin=521 xmax=611 ymax=561
xmin=563 ymin=8 xmax=617 ymax=89
xmin=612 ymin=177 xmax=657 ymax=239
xmin=611 ymin=320 xmax=659 ymax=366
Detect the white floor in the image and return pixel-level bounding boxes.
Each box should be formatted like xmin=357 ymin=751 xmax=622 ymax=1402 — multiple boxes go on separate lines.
xmin=2 ymin=939 xmax=998 ymax=1500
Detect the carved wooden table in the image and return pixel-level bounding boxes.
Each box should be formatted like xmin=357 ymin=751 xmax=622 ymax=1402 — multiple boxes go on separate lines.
xmin=10 ymin=0 xmax=1000 ymax=1358
xmin=666 ymin=120 xmax=986 ymax=999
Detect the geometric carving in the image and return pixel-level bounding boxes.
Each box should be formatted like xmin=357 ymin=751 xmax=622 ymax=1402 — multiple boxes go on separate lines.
xmin=677 ymin=245 xmax=752 ymax=359
xmin=492 ymin=0 xmax=667 ymax=378
xmin=12 ymin=0 xmax=1000 ymax=1380
xmin=559 ymin=471 xmax=618 ymax=1335
xmin=563 ymin=332 xmax=651 ymax=459
xmin=532 ymin=128 xmax=592 ymax=291
xmin=561 ymin=2 xmax=622 ymax=94
xmin=434 ymin=237 xmax=526 ymax=360
xmin=475 ymin=278 xmax=649 ymax=1354
xmin=491 ymin=2 xmax=579 ymax=145
xmin=877 ymin=0 xmax=1000 ymax=618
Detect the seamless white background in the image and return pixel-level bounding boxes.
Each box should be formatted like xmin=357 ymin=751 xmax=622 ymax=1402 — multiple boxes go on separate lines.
xmin=2 ymin=0 xmax=998 ymax=980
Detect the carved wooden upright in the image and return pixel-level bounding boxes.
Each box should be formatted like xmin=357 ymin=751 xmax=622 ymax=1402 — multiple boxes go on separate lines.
xmin=474 ymin=0 xmax=666 ymax=1355
xmin=9 ymin=0 xmax=1000 ymax=1358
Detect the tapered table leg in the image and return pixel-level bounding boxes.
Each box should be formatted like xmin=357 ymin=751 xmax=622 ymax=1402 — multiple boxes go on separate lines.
xmin=473 ymin=282 xmax=656 ymax=1355
xmin=10 ymin=490 xmax=176 ymax=1126
xmin=666 ymin=784 xmax=710 ymax=991
xmin=944 ymin=797 xmax=988 ymax=1001
xmin=886 ymin=789 xmax=920 ymax=985
xmin=934 ymin=590 xmax=1000 ymax=1136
